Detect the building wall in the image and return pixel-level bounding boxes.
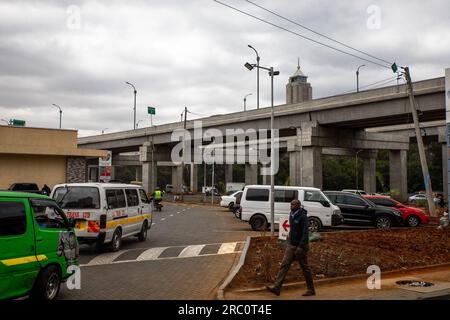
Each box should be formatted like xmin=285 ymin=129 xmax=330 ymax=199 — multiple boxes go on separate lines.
xmin=0 ymin=154 xmax=67 ymax=190
xmin=66 ymin=157 xmax=87 ymax=183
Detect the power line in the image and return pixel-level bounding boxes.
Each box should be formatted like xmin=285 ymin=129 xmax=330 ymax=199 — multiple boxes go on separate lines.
xmin=340 ymin=76 xmax=400 ymax=94
xmin=213 ymin=0 xmax=392 ymax=69
xmin=244 ymin=0 xmax=393 ymax=66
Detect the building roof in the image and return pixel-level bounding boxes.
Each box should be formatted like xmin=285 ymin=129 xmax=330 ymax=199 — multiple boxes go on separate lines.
xmin=292 ymin=65 xmax=306 ymax=77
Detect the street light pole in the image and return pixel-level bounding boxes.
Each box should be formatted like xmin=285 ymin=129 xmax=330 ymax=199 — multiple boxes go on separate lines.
xmin=243 ymin=93 xmax=252 ymax=111
xmin=248 ymin=45 xmax=260 ymax=109
xmin=245 ymin=60 xmax=279 ymax=237
xmin=136 ymin=120 xmax=143 ymax=128
xmin=102 ymin=128 xmax=108 ymax=134
xmin=52 ymin=104 xmax=62 ymax=129
xmin=125 ymin=82 xmax=137 ymax=130
xmin=356 ymin=65 xmax=366 ymax=93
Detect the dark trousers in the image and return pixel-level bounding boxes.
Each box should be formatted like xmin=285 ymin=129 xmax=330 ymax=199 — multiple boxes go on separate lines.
xmin=273 ymin=243 xmax=315 ymax=292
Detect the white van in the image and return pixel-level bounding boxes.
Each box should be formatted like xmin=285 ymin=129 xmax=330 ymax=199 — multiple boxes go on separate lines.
xmin=240 ymin=185 xmax=343 ymax=232
xmin=51 ymin=183 xmax=152 ymax=251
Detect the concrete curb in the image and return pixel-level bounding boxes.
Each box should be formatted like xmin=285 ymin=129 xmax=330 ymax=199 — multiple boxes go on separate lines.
xmin=232 ymin=261 xmax=450 ymax=294
xmin=217 ymin=236 xmax=251 ymax=300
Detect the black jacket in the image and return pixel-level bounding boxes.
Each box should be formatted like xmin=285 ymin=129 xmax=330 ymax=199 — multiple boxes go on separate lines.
xmin=288 ymin=208 xmax=309 ymax=247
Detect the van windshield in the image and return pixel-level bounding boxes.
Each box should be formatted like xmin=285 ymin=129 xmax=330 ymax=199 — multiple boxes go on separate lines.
xmin=53 ymin=187 xmax=100 ymax=209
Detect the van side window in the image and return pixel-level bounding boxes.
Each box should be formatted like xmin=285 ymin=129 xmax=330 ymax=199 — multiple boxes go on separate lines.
xmin=116 ymin=190 xmax=127 ymax=208
xmin=274 ymin=190 xmax=298 ymax=203
xmin=0 ymin=202 xmax=26 ymax=236
xmin=304 ymin=190 xmax=327 ymax=203
xmin=246 ymin=188 xmax=269 ymax=202
xmin=106 ymin=189 xmax=119 ymax=209
xmin=139 ymin=189 xmax=150 ymax=204
xmin=32 ymin=203 xmax=67 ymax=230
xmin=125 ymin=189 xmax=139 ymax=207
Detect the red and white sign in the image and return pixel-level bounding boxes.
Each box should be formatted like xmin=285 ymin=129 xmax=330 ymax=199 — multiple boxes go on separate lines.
xmin=278 ymin=214 xmax=290 ymax=240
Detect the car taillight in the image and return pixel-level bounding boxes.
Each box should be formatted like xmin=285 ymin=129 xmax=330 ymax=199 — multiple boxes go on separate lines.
xmin=87 ymin=221 xmax=100 ymax=233
xmin=99 ymin=214 xmax=107 ymax=229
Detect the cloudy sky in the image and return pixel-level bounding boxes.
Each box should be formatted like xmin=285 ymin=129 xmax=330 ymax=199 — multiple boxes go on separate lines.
xmin=0 ymin=0 xmax=449 ymax=137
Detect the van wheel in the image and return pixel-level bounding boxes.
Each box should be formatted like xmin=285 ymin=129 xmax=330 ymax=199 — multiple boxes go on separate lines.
xmin=31 ymin=265 xmax=61 ymax=300
xmin=308 ymin=217 xmax=322 ymax=233
xmin=110 ymin=229 xmax=122 ymax=252
xmin=375 ymin=216 xmax=392 ymax=229
xmin=250 ymin=215 xmax=268 ymax=231
xmin=138 ymin=222 xmax=148 ymax=242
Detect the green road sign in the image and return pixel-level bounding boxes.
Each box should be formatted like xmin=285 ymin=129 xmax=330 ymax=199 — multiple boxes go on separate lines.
xmin=12 ymin=119 xmax=25 ymax=126
xmin=391 ymin=63 xmax=398 ymax=73
xmin=147 ymin=106 xmax=156 ymax=115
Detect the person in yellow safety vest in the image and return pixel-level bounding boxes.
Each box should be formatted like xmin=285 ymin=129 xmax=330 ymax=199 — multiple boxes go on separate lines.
xmin=151 ymin=187 xmax=163 ymax=207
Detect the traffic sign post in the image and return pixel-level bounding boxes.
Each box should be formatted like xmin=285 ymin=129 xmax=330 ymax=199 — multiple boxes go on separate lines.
xmin=278 ymin=214 xmax=290 ymax=240
xmin=148 ymin=106 xmax=156 ymax=126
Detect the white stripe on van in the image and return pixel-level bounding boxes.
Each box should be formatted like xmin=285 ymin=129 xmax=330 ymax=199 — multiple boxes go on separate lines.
xmin=218 ymin=242 xmax=237 ymax=254
xmin=136 ymin=247 xmax=168 ymax=261
xmin=87 ymin=251 xmax=127 ymax=266
xmin=178 ymin=245 xmax=205 ymax=258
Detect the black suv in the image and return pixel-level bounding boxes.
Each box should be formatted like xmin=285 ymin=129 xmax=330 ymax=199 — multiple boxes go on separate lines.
xmin=323 ymin=191 xmax=404 ymax=229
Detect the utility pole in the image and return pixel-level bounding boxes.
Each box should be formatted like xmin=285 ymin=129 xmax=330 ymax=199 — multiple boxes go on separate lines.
xmin=180 ymin=107 xmax=188 ymax=198
xmin=403 ymin=67 xmax=436 ymax=217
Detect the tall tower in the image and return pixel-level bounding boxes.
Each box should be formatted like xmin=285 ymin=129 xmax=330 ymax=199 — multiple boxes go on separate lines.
xmin=286 ymin=59 xmax=312 ymax=104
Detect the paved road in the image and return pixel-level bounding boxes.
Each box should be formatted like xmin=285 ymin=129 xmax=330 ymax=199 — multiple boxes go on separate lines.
xmin=59 ymin=203 xmax=258 ymax=300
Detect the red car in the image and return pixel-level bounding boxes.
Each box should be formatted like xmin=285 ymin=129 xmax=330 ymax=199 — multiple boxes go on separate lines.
xmin=364 ymin=195 xmax=430 ymax=227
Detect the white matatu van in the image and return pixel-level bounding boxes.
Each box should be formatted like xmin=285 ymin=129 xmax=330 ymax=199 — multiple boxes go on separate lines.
xmin=240 ymin=185 xmax=343 ymax=232
xmin=51 ymin=183 xmax=152 ymax=251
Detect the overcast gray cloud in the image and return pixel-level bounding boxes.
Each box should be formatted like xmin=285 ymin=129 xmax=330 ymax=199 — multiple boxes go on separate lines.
xmin=0 ymin=0 xmax=449 ymax=136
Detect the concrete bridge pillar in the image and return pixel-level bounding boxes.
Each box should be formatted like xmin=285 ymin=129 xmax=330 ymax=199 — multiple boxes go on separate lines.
xmin=172 ymin=165 xmax=183 ymax=193
xmin=190 ymin=163 xmax=198 ymax=192
xmin=389 ymin=150 xmax=408 ymax=202
xmin=225 ymin=164 xmax=233 ymax=185
xmin=139 ymin=142 xmax=156 ymax=193
xmin=363 ymin=157 xmax=377 ymax=194
xmin=442 ymin=143 xmax=448 ymax=201
xmin=301 ymin=147 xmax=323 ymax=189
xmin=245 ymin=164 xmax=258 ymax=185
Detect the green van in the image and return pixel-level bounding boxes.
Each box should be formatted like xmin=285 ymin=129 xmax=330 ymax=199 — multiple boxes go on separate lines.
xmin=0 ymin=191 xmax=79 ymax=300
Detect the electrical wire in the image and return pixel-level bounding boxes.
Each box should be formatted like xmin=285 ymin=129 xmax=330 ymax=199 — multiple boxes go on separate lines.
xmin=340 ymin=76 xmax=400 ymax=94
xmin=213 ymin=0 xmax=393 ymax=69
xmin=244 ymin=0 xmax=394 ymax=66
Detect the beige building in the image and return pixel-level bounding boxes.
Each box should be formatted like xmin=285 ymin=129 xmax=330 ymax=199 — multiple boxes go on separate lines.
xmin=0 ymin=125 xmax=106 ymax=190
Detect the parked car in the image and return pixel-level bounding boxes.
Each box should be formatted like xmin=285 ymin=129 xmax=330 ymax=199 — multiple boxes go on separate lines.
xmin=8 ymin=183 xmax=42 ymax=194
xmin=341 ymin=189 xmax=368 ymax=196
xmin=324 ymin=191 xmax=404 ymax=229
xmin=233 ymin=191 xmax=244 ymax=219
xmin=408 ymin=193 xmax=427 ymax=203
xmin=51 ymin=183 xmax=152 ymax=251
xmin=240 ymin=185 xmax=343 ymax=232
xmin=363 ymin=195 xmax=430 ymax=227
xmin=165 ymin=184 xmax=173 ymax=193
xmin=0 ymin=191 xmax=79 ymax=300
xmin=220 ymin=191 xmax=243 ymax=211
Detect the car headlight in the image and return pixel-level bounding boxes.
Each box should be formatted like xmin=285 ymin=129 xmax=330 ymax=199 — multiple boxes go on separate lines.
xmin=333 ymin=209 xmax=341 ymax=215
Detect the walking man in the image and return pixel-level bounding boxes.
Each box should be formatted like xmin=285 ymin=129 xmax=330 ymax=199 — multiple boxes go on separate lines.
xmin=266 ymin=199 xmax=316 ymax=297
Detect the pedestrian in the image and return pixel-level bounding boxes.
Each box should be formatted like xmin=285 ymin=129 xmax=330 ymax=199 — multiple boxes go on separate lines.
xmin=41 ymin=184 xmax=51 ymax=196
xmin=266 ymin=199 xmax=316 ymax=297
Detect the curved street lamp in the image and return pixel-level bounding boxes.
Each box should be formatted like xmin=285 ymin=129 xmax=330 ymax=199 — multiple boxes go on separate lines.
xmin=248 ymin=45 xmax=260 ymax=109
xmin=125 ymin=81 xmax=137 ymax=130
xmin=356 ymin=65 xmax=366 ymax=92
xmin=243 ymin=93 xmax=252 ymax=111
xmin=52 ymin=104 xmax=62 ymax=129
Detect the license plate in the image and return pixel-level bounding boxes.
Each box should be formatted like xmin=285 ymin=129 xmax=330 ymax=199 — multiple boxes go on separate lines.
xmin=75 ymin=221 xmax=86 ymax=230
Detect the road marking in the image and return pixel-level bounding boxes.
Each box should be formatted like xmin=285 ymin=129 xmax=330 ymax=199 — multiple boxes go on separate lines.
xmin=152 ymin=223 xmax=156 ymax=226
xmin=182 ymin=209 xmax=186 ymax=212
xmin=170 ymin=214 xmax=174 ymax=217
xmin=136 ymin=247 xmax=168 ymax=261
xmin=161 ymin=218 xmax=166 ymax=221
xmin=178 ymin=245 xmax=205 ymax=258
xmin=80 ymin=241 xmax=244 ymax=267
xmin=86 ymin=251 xmax=128 ymax=266
xmin=177 ymin=212 xmax=180 ymax=214
xmin=218 ymin=242 xmax=238 ymax=254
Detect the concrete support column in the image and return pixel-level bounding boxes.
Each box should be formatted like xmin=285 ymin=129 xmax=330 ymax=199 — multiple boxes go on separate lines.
xmin=289 ymin=151 xmax=301 ymax=186
xmin=172 ymin=165 xmax=183 ymax=193
xmin=301 ymin=147 xmax=322 ymax=189
xmin=245 ymin=164 xmax=258 ymax=185
xmin=443 ymin=143 xmax=448 ymax=201
xmin=225 ymin=164 xmax=233 ymax=185
xmin=140 ymin=142 xmax=156 ymax=193
xmin=190 ymin=163 xmax=198 ymax=193
xmin=389 ymin=150 xmax=408 ymax=202
xmin=363 ymin=158 xmax=377 ymax=194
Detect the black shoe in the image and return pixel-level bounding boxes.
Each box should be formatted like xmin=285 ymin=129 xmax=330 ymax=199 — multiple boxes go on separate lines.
xmin=302 ymin=290 xmax=316 ymax=297
xmin=266 ymin=286 xmax=280 ymax=296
